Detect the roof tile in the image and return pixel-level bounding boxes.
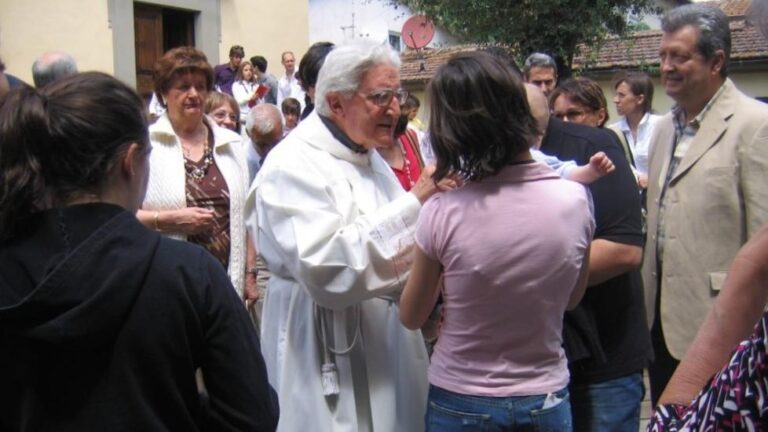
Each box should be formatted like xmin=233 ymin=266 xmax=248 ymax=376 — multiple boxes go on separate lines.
xmin=400 ymin=44 xmax=512 ymax=84
xmin=400 ymin=0 xmax=768 ymax=82
xmin=573 ymin=1 xmax=768 ymax=71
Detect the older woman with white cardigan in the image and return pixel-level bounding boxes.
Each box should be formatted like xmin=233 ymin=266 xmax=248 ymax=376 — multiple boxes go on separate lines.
xmin=137 ymin=47 xmax=254 ymax=298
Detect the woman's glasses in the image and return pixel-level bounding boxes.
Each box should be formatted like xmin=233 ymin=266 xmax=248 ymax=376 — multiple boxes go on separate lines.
xmin=553 ymin=108 xmax=592 ymax=122
xmin=211 ymin=110 xmax=238 ymax=123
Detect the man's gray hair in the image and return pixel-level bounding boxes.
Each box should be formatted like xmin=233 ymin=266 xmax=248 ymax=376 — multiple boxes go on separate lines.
xmin=523 ymin=53 xmax=557 ymax=79
xmin=315 ymin=39 xmax=400 ymax=117
xmin=32 ymin=51 xmax=78 ymax=88
xmin=246 ymin=103 xmax=284 ymax=137
xmin=662 ymin=4 xmax=731 ymax=77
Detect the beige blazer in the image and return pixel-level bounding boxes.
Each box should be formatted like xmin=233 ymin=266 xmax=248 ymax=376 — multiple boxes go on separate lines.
xmin=643 ymin=79 xmax=768 ymax=360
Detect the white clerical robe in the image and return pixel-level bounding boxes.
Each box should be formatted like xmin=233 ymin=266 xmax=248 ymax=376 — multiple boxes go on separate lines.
xmin=245 ymin=111 xmax=429 ymax=432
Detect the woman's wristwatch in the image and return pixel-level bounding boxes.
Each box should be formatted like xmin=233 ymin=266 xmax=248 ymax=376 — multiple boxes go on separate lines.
xmin=246 ymin=267 xmax=258 ymax=277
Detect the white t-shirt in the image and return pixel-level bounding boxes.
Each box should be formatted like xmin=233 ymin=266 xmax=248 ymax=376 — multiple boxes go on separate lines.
xmin=277 ymin=72 xmax=306 ymax=111
xmin=609 ymin=112 xmax=662 ymax=176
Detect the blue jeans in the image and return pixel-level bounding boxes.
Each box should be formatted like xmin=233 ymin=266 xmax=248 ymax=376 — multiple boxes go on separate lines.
xmin=569 ymin=372 xmax=644 ymax=432
xmin=425 ymin=384 xmax=572 ymax=431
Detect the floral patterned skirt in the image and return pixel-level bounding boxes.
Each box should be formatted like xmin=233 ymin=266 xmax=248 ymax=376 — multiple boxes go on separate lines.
xmin=648 ymin=313 xmax=768 ymax=431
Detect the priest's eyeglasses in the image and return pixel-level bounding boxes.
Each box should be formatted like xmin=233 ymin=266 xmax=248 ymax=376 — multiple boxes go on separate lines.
xmin=362 ymin=88 xmax=409 ymax=107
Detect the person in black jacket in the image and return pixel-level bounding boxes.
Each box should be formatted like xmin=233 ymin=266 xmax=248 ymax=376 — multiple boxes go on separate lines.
xmin=0 ymin=72 xmax=278 ymax=431
xmin=540 ymin=117 xmax=652 ymax=432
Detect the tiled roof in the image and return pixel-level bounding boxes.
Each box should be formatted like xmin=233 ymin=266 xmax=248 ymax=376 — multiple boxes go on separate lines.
xmin=400 ymin=0 xmax=768 ymax=83
xmin=572 ymin=30 xmax=663 ymax=72
xmin=573 ymin=0 xmax=768 ymax=72
xmin=708 ymin=0 xmax=751 ymax=16
xmin=400 ymin=44 xmax=511 ymax=85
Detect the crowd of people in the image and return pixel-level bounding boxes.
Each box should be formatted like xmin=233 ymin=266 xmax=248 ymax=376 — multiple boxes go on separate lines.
xmin=3 ymin=1 xmax=768 ymax=431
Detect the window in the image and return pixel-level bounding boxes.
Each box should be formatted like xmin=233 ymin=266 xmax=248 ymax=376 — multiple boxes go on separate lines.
xmin=388 ymin=31 xmax=401 ymax=52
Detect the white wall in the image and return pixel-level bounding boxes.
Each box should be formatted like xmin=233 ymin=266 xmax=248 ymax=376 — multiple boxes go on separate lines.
xmin=308 ymin=0 xmax=455 ymax=49
xmin=219 ymin=0 xmax=309 ymax=76
xmin=1 ymin=0 xmax=114 ymax=84
xmin=1 ymin=0 xmax=307 ymax=87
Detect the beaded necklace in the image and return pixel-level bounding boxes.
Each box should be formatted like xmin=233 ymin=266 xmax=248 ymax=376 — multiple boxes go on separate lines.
xmin=400 ymin=138 xmax=416 ymax=189
xmin=183 ymin=124 xmax=213 ymax=182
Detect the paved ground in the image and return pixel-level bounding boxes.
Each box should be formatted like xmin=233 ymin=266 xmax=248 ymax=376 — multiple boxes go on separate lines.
xmin=639 ymin=370 xmax=652 ymax=431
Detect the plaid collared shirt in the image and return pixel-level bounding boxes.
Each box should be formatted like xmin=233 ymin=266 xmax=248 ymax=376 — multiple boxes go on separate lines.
xmin=656 ymin=83 xmax=727 ymax=261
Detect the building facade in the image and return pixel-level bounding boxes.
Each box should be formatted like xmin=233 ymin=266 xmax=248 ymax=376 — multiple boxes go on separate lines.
xmin=1 ymin=0 xmax=308 ymax=99
xmin=308 ymin=0 xmax=455 ymax=51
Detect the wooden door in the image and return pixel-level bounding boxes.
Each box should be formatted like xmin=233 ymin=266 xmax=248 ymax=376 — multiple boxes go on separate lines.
xmin=134 ymin=3 xmax=163 ymax=100
xmin=163 ymin=8 xmax=194 ymax=50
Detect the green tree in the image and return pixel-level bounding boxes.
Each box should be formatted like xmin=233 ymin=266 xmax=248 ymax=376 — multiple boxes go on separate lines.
xmin=398 ymin=0 xmax=658 ymax=76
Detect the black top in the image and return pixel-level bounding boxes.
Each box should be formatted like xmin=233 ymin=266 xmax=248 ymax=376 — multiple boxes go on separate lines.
xmin=0 ymin=203 xmax=278 ymax=431
xmin=540 ymin=118 xmax=652 ymax=384
xmin=320 ymin=114 xmax=368 ymax=154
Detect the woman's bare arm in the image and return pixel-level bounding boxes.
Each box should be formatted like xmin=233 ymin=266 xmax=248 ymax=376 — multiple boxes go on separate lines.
xmin=400 ymin=246 xmax=443 ymax=330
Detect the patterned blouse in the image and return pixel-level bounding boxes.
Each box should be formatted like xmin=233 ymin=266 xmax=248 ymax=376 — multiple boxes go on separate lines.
xmin=185 ymin=157 xmax=231 ymax=269
xmin=648 ymin=311 xmax=768 ymax=431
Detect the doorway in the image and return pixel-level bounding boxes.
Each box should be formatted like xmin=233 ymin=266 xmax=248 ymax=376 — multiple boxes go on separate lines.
xmin=134 ymin=3 xmax=195 ymax=100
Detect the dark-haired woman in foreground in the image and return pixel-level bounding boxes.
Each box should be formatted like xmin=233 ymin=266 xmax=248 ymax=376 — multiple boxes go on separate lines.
xmin=400 ymin=51 xmax=595 ymax=431
xmin=0 ymin=72 xmax=278 ymax=431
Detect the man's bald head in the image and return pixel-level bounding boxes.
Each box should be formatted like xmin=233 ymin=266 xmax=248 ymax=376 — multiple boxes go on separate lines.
xmin=246 ymin=103 xmax=284 ymax=157
xmin=524 ymin=83 xmax=549 ymax=148
xmin=32 ymin=51 xmax=77 ymax=88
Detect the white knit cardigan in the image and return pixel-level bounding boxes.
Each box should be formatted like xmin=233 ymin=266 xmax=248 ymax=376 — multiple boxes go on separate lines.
xmin=143 ymin=113 xmax=250 ymax=297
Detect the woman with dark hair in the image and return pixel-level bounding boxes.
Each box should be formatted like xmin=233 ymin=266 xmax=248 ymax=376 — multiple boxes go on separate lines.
xmin=138 ymin=46 xmax=255 ymax=301
xmin=609 ymin=72 xmax=661 ymax=188
xmin=0 ymin=72 xmax=278 ymax=430
xmin=400 ymin=51 xmax=595 ymax=431
xmin=376 ymin=108 xmax=424 ymax=191
xmin=550 ymin=77 xmax=643 ymax=182
xmin=296 ymin=41 xmax=335 ymax=119
xmin=550 ymin=76 xmax=610 ymax=127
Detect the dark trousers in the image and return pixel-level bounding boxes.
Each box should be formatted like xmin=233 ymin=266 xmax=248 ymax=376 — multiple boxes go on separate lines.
xmin=648 ymin=272 xmax=680 ymax=406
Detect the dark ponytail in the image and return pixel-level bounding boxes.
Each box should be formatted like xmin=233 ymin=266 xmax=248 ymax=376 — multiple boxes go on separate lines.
xmin=0 ymin=86 xmax=52 ymax=239
xmin=0 ymin=72 xmax=149 ymax=240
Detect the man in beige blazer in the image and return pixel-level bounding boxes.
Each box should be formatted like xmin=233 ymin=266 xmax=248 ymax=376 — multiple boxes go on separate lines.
xmin=643 ymin=4 xmax=768 ymax=405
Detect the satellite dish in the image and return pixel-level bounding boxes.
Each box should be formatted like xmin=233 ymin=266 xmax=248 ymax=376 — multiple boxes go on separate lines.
xmin=402 ymin=15 xmax=435 ymax=49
